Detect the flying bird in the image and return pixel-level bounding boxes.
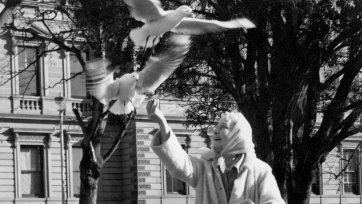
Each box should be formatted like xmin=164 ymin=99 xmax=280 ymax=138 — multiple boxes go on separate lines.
xmin=124 ymin=0 xmax=256 ymax=48
xmin=85 ymin=34 xmax=190 ymax=115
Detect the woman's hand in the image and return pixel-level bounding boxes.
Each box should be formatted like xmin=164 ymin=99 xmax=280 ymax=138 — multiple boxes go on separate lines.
xmin=147 ymin=99 xmax=170 ymax=143
xmin=146 ymin=99 xmax=165 ymax=124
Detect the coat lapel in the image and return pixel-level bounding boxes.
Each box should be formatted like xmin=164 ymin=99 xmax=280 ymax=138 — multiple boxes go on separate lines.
xmin=211 ymin=159 xmax=228 ymax=204
xmin=228 ymin=153 xmax=256 ymax=204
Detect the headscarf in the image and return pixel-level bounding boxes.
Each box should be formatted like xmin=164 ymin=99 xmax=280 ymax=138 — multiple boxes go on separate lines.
xmin=202 ymin=112 xmax=255 ymax=160
xmin=217 ymin=112 xmax=255 ymax=158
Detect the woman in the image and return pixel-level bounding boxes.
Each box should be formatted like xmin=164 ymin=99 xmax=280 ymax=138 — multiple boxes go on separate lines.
xmin=147 ymin=99 xmax=285 ymax=204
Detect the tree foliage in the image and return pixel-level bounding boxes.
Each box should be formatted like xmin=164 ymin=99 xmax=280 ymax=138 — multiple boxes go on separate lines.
xmin=157 ymin=0 xmax=362 ymax=203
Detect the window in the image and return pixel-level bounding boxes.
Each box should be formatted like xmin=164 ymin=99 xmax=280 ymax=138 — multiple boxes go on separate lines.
xmin=72 ymin=146 xmax=82 ymax=197
xmin=20 ymin=145 xmax=44 ymax=197
xmin=164 ymin=144 xmax=187 ymax=195
xmin=18 ymin=46 xmax=41 ymax=96
xmin=165 ymin=170 xmax=187 ymax=195
xmin=311 ymin=165 xmax=321 ymax=195
xmin=342 ymin=149 xmax=359 ymax=194
xmin=70 ymin=52 xmax=87 ymax=98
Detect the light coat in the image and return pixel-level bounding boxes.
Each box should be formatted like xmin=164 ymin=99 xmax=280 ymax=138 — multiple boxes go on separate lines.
xmin=152 ymin=130 xmax=285 ymax=204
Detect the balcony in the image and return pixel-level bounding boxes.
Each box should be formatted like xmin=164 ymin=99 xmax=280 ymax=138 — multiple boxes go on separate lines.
xmin=0 ymin=95 xmax=92 ymax=116
xmin=71 ymin=98 xmax=92 ymax=114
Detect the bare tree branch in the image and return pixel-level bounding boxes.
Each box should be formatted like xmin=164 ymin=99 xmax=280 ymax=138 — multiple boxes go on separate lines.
xmin=6 ymin=22 xmax=87 ymax=70
xmin=319 ymin=68 xmax=345 ymax=91
xmin=333 ymin=143 xmax=361 ymax=180
xmin=342 ymin=101 xmax=362 ymax=112
xmin=326 ymin=108 xmax=362 ymax=152
xmin=7 ymin=23 xmax=76 ymax=51
xmin=0 ymin=47 xmax=60 ymax=86
xmin=73 ymin=108 xmax=87 ymax=134
xmin=46 ymin=71 xmax=84 ymax=89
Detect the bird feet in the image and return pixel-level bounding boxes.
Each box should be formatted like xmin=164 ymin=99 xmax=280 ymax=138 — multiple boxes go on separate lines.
xmin=141 ymin=35 xmax=160 ymax=56
xmin=151 ymin=36 xmax=160 ymax=55
xmin=141 ymin=36 xmax=150 ymax=56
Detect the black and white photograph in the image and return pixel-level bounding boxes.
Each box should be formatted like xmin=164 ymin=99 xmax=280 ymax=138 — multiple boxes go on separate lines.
xmin=0 ymin=0 xmax=361 ymax=204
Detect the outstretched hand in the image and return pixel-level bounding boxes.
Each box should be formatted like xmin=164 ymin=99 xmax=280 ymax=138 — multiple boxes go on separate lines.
xmin=147 ymin=99 xmax=170 ymax=143
xmin=146 ymin=99 xmax=165 ymax=123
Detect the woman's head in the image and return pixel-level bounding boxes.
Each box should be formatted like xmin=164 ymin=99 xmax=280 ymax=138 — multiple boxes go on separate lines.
xmin=211 ymin=111 xmax=254 ymax=156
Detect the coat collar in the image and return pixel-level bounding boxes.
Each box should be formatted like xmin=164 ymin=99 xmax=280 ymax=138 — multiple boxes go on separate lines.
xmin=211 ymin=152 xmax=256 ymax=173
xmin=216 ymin=154 xmax=244 ymax=173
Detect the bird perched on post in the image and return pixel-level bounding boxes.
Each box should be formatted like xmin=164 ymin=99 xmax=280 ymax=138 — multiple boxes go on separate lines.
xmin=85 ymin=34 xmax=190 ymax=115
xmin=124 ymin=0 xmax=256 ymax=49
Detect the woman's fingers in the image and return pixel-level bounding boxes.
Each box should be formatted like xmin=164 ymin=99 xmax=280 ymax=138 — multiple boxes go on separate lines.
xmin=146 ymin=100 xmax=152 ymax=114
xmin=147 ymin=99 xmax=159 ymax=117
xmin=153 ymin=99 xmax=159 ymax=108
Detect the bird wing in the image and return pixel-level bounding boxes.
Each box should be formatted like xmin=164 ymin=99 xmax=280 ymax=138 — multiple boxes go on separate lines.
xmin=106 ymin=78 xmax=122 ymax=101
xmin=123 ymin=0 xmax=166 ymax=22
xmin=85 ymin=58 xmax=114 ymax=105
xmin=172 ymin=17 xmax=256 ymax=34
xmin=136 ymin=35 xmax=190 ymax=94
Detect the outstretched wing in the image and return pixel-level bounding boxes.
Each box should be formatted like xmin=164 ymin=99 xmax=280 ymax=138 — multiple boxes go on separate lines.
xmin=123 ymin=0 xmax=166 ymax=22
xmin=136 ymin=35 xmax=190 ymax=94
xmin=85 ymin=58 xmax=114 ymax=104
xmin=172 ymin=17 xmax=256 ymax=34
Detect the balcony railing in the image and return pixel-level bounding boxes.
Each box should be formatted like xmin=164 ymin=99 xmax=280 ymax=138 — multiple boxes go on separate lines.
xmin=71 ymin=98 xmax=92 ymax=115
xmin=11 ymin=95 xmax=43 ymax=114
xmin=8 ymin=96 xmax=92 ymax=116
xmin=19 ymin=97 xmax=42 ymax=111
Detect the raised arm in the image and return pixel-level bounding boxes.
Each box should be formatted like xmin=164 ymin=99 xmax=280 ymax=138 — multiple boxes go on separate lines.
xmin=146 ymin=99 xmax=171 ymax=144
xmin=147 ymin=99 xmax=202 ymax=187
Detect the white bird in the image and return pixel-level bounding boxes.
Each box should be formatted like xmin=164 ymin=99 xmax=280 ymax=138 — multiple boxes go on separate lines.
xmin=85 ymin=34 xmax=190 ymax=115
xmin=124 ymin=0 xmax=256 ymax=48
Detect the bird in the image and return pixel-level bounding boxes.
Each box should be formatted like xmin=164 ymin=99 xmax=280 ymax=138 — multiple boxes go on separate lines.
xmin=124 ymin=0 xmax=256 ymax=49
xmin=85 ymin=34 xmax=190 ymax=115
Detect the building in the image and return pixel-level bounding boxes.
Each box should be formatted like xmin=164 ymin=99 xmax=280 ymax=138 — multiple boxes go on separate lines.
xmin=1 ymin=1 xmax=362 ymax=204
xmin=309 ymin=133 xmax=362 ymax=204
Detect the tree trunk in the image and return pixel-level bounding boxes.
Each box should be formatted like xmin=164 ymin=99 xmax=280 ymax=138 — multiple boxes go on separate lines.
xmin=288 ymin=164 xmax=314 ymax=204
xmin=77 ymin=99 xmax=104 ymax=204
xmin=79 ymin=167 xmax=100 ymax=204
xmin=288 ymin=179 xmax=312 ymax=204
xmin=73 ymin=99 xmax=134 ymax=204
xmin=79 ymin=143 xmax=102 ymax=204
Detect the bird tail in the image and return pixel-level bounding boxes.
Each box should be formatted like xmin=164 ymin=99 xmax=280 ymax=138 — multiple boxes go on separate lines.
xmin=132 ymin=92 xmax=146 ymax=109
xmin=85 ymin=58 xmax=113 ymax=105
xmin=109 ymin=100 xmax=134 ymax=115
xmin=130 ymin=28 xmax=160 ymax=48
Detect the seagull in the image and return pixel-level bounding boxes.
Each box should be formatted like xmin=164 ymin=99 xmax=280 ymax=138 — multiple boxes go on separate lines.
xmin=85 ymin=34 xmax=190 ymax=115
xmin=124 ymin=0 xmax=256 ymax=48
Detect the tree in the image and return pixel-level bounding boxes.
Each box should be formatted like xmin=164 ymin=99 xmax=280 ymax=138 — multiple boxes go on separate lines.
xmin=158 ymin=0 xmax=362 ymax=203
